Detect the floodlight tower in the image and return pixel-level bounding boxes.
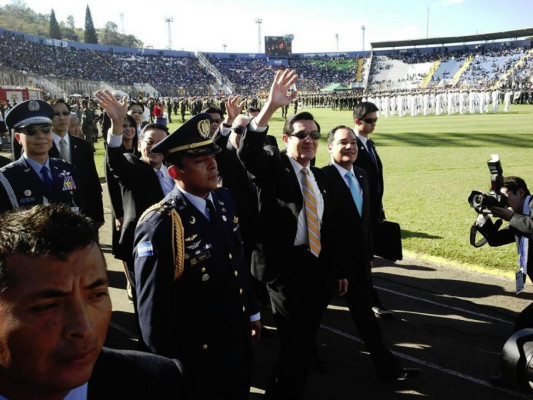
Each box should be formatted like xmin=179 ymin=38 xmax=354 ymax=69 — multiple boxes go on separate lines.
xmin=361 ymin=25 xmax=365 ymax=51
xmin=223 ymin=43 xmax=227 ymax=52
xmin=255 ymin=18 xmax=262 ymax=53
xmin=165 ymin=17 xmax=173 ymax=50
xmin=335 ymin=33 xmax=339 ymax=51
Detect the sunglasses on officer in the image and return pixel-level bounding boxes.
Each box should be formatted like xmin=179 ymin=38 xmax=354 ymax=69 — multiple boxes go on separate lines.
xmin=362 ymin=117 xmax=378 ymax=124
xmin=20 ymin=124 xmax=52 ymax=135
xmin=289 ymin=130 xmax=321 ymax=140
xmin=54 ymin=111 xmax=71 ymax=117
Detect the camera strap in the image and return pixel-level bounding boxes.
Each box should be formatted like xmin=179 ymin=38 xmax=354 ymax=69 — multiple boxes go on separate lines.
xmin=469 ymin=224 xmax=488 ymax=247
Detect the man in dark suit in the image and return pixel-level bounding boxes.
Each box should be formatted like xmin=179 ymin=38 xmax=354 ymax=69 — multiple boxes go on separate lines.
xmin=322 ymin=125 xmax=420 ymax=382
xmin=353 ymin=101 xmax=393 ymax=318
xmin=0 ymin=155 xmax=10 ymax=168
xmin=0 ymin=204 xmax=190 ymax=400
xmin=50 ymin=99 xmax=104 ymax=227
xmin=133 ymin=113 xmax=260 ymax=400
xmin=238 ymin=69 xmax=348 ymax=400
xmin=0 ymin=100 xmax=83 ymax=214
xmin=96 ymin=90 xmax=172 ymax=287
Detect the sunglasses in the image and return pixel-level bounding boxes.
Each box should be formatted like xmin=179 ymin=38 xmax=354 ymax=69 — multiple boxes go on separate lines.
xmin=21 ymin=125 xmax=52 ymax=135
xmin=211 ymin=119 xmax=222 ymax=124
xmin=129 ymin=110 xmax=143 ymax=115
xmin=290 ymin=130 xmax=321 ymax=140
xmin=233 ymin=126 xmax=247 ymax=135
xmin=54 ymin=111 xmax=70 ymax=116
xmin=362 ymin=117 xmax=378 ymax=124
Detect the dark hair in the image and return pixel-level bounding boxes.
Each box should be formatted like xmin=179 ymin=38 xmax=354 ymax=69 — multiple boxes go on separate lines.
xmin=140 ymin=123 xmax=169 ymax=140
xmin=246 ymin=106 xmax=259 ymax=114
xmin=353 ymin=101 xmax=379 ymax=120
xmin=0 ymin=205 xmax=99 ymax=291
xmin=51 ymin=98 xmax=71 ymax=112
xmin=503 ymin=176 xmax=531 ymax=196
xmin=283 ymin=111 xmax=321 ymax=136
xmin=128 ymin=101 xmax=145 ymax=112
xmin=202 ymin=107 xmax=223 ymax=120
xmin=327 ymin=125 xmax=355 ymax=145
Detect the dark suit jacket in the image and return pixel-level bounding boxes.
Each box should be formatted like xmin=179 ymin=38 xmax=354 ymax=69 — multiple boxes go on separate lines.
xmin=106 ymin=145 xmax=164 ymax=265
xmin=88 ymin=347 xmax=191 ymax=399
xmin=480 ymin=197 xmax=533 ymax=282
xmin=49 ymin=134 xmax=104 ymax=223
xmin=354 ymin=136 xmax=384 ymax=226
xmin=238 ymin=127 xmax=342 ymax=285
xmin=0 ymin=157 xmax=83 ymax=214
xmin=322 ymin=164 xmax=373 ymax=280
xmin=0 ymin=155 xmax=10 ymax=168
xmin=134 ymin=187 xmax=256 ymax=393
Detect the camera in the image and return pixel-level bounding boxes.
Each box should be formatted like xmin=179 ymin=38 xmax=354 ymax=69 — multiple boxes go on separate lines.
xmin=468 ymin=154 xmax=507 ymax=214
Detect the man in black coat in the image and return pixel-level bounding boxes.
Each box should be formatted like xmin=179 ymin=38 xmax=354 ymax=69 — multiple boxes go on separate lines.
xmin=0 ymin=100 xmax=83 ymax=214
xmin=0 ymin=204 xmax=190 ymax=400
xmin=353 ymin=101 xmax=393 ymax=318
xmin=49 ymin=99 xmax=104 ymax=227
xmin=0 ymin=155 xmax=10 ymax=168
xmin=238 ymin=69 xmax=347 ymax=400
xmin=133 ymin=113 xmax=260 ymax=400
xmin=322 ymin=125 xmax=420 ymax=382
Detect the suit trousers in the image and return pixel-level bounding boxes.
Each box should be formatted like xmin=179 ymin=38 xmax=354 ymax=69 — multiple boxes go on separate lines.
xmin=265 ymin=246 xmax=328 ymax=400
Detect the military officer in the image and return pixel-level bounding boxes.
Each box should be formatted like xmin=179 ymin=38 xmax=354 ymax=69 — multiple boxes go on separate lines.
xmin=0 ymin=100 xmax=82 ymax=214
xmin=132 ymin=113 xmax=261 ymax=400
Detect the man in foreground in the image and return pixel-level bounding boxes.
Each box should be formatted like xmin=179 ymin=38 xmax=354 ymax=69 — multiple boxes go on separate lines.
xmin=0 ymin=204 xmax=189 ymax=399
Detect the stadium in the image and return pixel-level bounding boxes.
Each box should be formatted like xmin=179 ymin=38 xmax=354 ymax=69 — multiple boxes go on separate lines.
xmin=2 ymin=10 xmax=533 ymax=398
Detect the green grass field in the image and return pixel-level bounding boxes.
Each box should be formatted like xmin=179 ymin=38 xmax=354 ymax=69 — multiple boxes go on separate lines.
xmin=95 ymin=105 xmax=533 ymax=273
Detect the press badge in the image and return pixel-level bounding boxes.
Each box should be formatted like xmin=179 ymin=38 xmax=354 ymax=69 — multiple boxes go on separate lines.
xmin=516 ymin=270 xmax=524 ymax=294
xmin=138 ymin=241 xmax=154 ymax=257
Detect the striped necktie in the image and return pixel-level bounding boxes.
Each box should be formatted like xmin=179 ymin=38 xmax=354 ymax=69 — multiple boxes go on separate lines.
xmin=301 ymin=168 xmax=321 ymax=257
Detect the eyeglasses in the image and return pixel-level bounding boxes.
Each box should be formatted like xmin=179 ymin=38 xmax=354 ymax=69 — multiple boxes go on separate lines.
xmin=21 ymin=125 xmax=52 ymax=135
xmin=290 ymin=130 xmax=321 ymax=140
xmin=54 ymin=111 xmax=70 ymax=116
xmin=362 ymin=117 xmax=378 ymax=124
xmin=233 ymin=126 xmax=247 ymax=135
xmin=211 ymin=119 xmax=222 ymax=124
xmin=129 ymin=110 xmax=143 ymax=115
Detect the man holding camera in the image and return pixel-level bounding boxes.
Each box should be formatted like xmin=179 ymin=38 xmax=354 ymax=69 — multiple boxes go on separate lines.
xmin=480 ymin=176 xmax=533 ymax=330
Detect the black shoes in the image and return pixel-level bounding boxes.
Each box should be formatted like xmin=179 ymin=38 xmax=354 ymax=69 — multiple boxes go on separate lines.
xmin=378 ymin=367 xmax=421 ymax=382
xmin=372 ymin=306 xmax=395 ymax=319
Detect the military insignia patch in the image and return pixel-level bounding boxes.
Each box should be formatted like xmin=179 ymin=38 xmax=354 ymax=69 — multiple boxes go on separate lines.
xmin=28 ymin=101 xmax=40 ymax=111
xmin=138 ymin=241 xmax=154 ymax=257
xmin=197 ymin=119 xmax=211 ymax=139
xmin=59 ymin=170 xmax=77 ymax=191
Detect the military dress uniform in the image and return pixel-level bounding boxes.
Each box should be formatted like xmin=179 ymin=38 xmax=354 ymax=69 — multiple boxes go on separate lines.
xmin=133 ymin=113 xmax=258 ymax=400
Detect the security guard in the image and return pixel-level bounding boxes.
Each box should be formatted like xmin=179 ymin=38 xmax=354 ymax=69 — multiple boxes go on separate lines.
xmin=0 ymin=100 xmax=82 ymax=214
xmin=132 ymin=113 xmax=261 ymax=400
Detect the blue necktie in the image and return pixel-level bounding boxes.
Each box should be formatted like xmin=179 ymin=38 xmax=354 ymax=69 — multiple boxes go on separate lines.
xmin=40 ymin=165 xmax=54 ymax=199
xmin=345 ymin=171 xmax=363 ymax=216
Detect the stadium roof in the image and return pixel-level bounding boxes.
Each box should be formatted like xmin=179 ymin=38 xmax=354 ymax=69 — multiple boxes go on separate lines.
xmin=371 ymin=28 xmax=533 ymax=49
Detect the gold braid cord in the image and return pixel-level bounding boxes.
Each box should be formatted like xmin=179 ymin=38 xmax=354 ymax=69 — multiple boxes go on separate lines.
xmin=170 ymin=208 xmax=185 ymax=281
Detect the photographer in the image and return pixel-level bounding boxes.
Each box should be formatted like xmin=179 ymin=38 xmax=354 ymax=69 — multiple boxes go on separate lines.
xmin=480 ymin=176 xmax=533 ymax=331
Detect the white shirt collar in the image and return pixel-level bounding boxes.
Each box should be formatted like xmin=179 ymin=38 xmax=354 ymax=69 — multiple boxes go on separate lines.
xmin=176 ymin=184 xmax=213 ymax=219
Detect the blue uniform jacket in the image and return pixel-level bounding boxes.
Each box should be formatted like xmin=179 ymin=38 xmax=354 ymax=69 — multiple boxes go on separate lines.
xmin=133 ymin=186 xmax=257 ymax=391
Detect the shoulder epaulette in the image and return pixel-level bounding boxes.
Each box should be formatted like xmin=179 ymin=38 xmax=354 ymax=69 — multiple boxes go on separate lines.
xmin=138 ymin=200 xmax=166 ymax=223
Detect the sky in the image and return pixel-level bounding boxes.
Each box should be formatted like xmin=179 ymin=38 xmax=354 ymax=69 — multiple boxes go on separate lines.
xmin=0 ymin=0 xmax=532 ymax=53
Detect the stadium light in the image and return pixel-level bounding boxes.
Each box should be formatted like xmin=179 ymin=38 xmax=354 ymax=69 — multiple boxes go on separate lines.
xmin=335 ymin=33 xmax=339 ymax=51
xmin=165 ymin=17 xmax=173 ymax=50
xmin=255 ymin=18 xmax=262 ymax=54
xmin=361 ymin=25 xmax=365 ymax=51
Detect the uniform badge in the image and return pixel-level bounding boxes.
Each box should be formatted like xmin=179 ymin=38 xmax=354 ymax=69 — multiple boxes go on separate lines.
xmin=202 ymin=273 xmax=210 ymax=281
xmin=59 ymin=170 xmax=77 ymax=191
xmin=222 ymin=215 xmax=227 ymax=222
xmin=233 ymin=216 xmax=239 ymax=223
xmin=24 ymin=189 xmax=32 ymax=197
xmin=137 ymin=241 xmax=154 ymax=257
xmin=197 ymin=119 xmax=211 ymax=139
xmin=185 ymin=234 xmax=198 ymax=242
xmin=189 ymin=216 xmax=196 ymax=224
xmin=218 ymin=200 xmax=225 ymax=205
xmin=28 ymin=101 xmax=40 ymax=111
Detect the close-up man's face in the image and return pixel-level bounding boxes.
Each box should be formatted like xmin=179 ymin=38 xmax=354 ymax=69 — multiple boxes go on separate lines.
xmin=356 ymin=111 xmax=378 ymax=136
xmin=176 ymin=155 xmax=218 ymax=198
xmin=52 ymin=103 xmax=71 ymax=135
xmin=283 ymin=119 xmax=319 ymax=166
xmin=139 ymin=129 xmax=167 ymax=167
xmin=208 ymin=113 xmax=222 ymax=136
xmin=15 ymin=124 xmax=53 ymax=158
xmin=0 ymin=244 xmax=111 ymax=398
xmin=501 ymin=187 xmax=526 ymax=213
xmin=328 ymin=128 xmax=358 ymax=168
